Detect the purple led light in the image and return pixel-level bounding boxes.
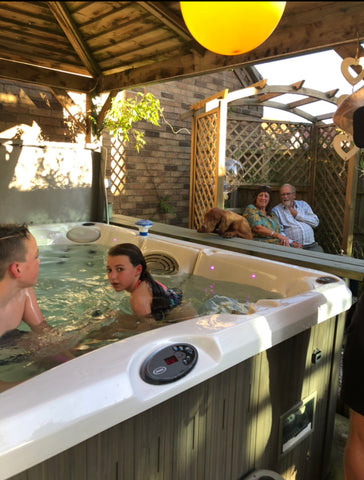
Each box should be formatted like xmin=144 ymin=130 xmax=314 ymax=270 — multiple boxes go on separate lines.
xmin=251 ymin=274 xmax=256 ymax=279
xmin=210 ymin=265 xmax=215 ymax=270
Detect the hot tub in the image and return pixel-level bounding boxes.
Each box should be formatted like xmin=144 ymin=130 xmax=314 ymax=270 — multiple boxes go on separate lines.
xmin=0 ymin=222 xmax=352 ymax=480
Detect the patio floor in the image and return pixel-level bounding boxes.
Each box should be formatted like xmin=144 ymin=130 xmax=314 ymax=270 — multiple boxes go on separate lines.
xmin=328 ymin=413 xmax=349 ymax=480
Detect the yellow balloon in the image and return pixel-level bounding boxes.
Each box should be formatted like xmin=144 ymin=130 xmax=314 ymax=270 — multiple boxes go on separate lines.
xmin=180 ymin=1 xmax=286 ymax=56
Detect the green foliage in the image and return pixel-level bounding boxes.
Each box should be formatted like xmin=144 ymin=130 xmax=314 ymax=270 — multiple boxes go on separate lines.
xmin=158 ymin=196 xmax=174 ymax=214
xmin=91 ymin=92 xmax=163 ymax=152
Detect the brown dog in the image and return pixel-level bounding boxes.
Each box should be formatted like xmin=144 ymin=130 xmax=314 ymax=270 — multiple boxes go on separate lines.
xmin=197 ymin=208 xmax=253 ymax=240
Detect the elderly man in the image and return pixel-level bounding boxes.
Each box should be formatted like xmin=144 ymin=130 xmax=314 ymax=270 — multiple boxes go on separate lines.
xmin=272 ymin=184 xmax=324 ymax=252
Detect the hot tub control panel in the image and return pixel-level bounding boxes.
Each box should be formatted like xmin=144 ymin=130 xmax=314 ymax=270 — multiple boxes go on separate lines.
xmin=140 ymin=343 xmax=198 ymax=385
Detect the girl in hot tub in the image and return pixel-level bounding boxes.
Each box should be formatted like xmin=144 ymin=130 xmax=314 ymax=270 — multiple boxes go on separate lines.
xmin=106 ymin=243 xmax=196 ymax=323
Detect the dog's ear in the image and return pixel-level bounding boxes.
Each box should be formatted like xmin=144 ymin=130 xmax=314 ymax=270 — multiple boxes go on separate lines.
xmin=211 ymin=211 xmax=220 ymax=224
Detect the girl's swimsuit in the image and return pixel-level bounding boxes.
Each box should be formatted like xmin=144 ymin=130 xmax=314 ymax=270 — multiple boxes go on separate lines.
xmin=133 ymin=279 xmax=183 ymax=317
xmin=164 ymin=287 xmax=183 ymax=309
xmin=155 ymin=281 xmax=183 ymax=309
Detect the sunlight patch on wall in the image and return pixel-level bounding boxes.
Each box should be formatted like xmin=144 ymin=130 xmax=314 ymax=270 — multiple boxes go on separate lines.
xmin=0 ymin=92 xmax=18 ymax=104
xmin=8 ymin=146 xmax=92 ymax=191
xmin=1 ymin=123 xmax=92 ymax=191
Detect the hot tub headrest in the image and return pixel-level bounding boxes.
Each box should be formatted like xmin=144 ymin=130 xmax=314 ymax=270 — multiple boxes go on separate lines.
xmin=66 ymin=226 xmax=101 ymax=243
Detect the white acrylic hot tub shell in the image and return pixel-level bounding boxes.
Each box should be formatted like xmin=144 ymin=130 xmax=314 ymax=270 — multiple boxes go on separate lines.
xmin=0 ymin=222 xmax=352 ymax=480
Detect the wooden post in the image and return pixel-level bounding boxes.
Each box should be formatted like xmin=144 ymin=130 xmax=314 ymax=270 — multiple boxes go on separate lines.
xmin=343 ymin=150 xmax=360 ymax=255
xmin=85 ymin=93 xmax=92 ymax=144
xmin=310 ymin=124 xmax=318 ymax=206
xmin=216 ymin=97 xmax=227 ymax=209
xmin=188 ymin=113 xmax=197 ymax=229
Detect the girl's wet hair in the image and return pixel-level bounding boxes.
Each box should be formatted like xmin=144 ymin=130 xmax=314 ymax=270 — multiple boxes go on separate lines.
xmin=107 ymin=243 xmax=172 ymax=320
xmin=108 ymin=243 xmax=147 ymax=273
xmin=0 ymin=223 xmax=31 ymax=280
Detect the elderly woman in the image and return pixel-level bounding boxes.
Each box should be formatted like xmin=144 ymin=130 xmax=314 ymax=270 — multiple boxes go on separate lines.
xmin=243 ymin=185 xmax=290 ymax=246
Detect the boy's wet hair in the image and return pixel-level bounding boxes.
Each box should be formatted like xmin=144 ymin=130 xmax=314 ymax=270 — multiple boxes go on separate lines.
xmin=0 ymin=223 xmax=30 ymax=279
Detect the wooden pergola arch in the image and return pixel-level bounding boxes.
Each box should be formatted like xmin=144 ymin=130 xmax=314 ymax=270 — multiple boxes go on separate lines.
xmin=227 ymin=80 xmax=339 ymax=123
xmin=189 ymin=80 xmax=358 ymax=255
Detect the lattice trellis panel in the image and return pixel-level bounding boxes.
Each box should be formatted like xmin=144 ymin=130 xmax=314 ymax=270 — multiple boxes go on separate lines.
xmin=226 ymin=120 xmax=313 ymax=186
xmin=189 ymin=108 xmax=219 ymax=230
xmin=224 ymin=119 xmax=353 ymax=254
xmin=353 ymin=240 xmax=364 ymax=259
xmin=106 ymin=136 xmax=127 ymax=214
xmin=109 ymin=136 xmax=127 ymax=196
xmin=313 ymin=125 xmax=348 ymax=255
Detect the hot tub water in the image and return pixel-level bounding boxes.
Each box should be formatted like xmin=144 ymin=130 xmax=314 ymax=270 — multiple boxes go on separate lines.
xmin=35 ymin=243 xmax=282 ymax=323
xmin=0 ymin=242 xmax=281 ymax=383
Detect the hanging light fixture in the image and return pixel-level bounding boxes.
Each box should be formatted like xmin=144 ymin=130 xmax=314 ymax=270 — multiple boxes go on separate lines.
xmin=180 ymin=1 xmax=286 ymax=56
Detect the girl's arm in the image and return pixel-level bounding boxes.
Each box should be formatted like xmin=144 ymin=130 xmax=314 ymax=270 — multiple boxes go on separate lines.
xmin=129 ymin=288 xmax=153 ymax=317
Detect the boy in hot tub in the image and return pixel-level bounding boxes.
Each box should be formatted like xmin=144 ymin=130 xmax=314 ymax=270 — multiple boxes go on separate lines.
xmin=0 ymin=223 xmax=72 ymax=391
xmin=0 ymin=223 xmax=47 ymax=339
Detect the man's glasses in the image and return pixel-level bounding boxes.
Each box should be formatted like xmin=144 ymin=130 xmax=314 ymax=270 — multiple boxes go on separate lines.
xmin=280 ymin=192 xmax=293 ymax=196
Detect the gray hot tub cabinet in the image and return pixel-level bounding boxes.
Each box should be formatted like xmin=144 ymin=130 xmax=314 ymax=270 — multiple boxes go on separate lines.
xmin=8 ymin=313 xmax=344 ymax=480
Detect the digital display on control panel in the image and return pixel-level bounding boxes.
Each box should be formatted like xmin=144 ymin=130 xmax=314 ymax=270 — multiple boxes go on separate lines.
xmin=164 ymin=355 xmax=178 ymax=365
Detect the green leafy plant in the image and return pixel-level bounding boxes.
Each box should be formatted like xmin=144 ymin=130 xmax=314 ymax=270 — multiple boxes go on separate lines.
xmin=91 ymin=92 xmax=163 ymax=152
xmin=158 ymin=196 xmax=174 ymax=215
